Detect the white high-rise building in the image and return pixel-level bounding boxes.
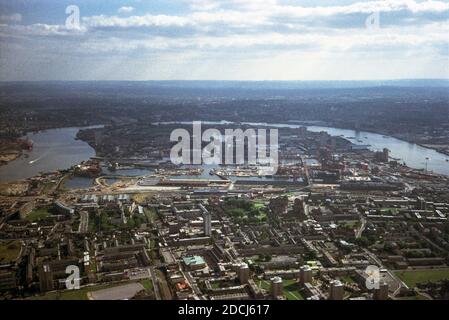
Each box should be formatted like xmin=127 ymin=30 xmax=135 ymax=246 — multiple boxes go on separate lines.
xmin=200 ymin=204 xmax=212 ymax=236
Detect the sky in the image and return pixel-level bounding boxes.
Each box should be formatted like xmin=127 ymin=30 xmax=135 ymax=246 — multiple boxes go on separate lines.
xmin=0 ymin=0 xmax=448 ymax=81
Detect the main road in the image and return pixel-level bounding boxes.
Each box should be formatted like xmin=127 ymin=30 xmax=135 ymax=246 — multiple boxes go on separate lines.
xmin=149 ymin=266 xmax=162 ymax=300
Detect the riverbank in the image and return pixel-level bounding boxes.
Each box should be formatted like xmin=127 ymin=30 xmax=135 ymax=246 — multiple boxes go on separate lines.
xmin=0 ymin=127 xmax=98 ymax=183
xmin=0 ymin=152 xmax=21 ymax=166
xmin=0 ymin=123 xmax=104 ymax=168
xmin=287 ymin=120 xmax=449 ymax=157
xmin=150 ymin=120 xmax=449 ymax=176
xmin=1 ymin=121 xmax=448 ymax=183
xmin=319 ymin=122 xmax=449 ymax=157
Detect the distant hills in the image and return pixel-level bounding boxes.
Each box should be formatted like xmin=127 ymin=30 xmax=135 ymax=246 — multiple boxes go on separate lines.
xmin=1 ymin=79 xmax=449 ymax=90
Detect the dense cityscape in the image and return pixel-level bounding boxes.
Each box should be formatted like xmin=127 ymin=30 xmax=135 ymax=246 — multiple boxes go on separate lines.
xmin=1 ymin=81 xmax=449 ymax=302
xmin=1 ymin=0 xmax=449 ymax=314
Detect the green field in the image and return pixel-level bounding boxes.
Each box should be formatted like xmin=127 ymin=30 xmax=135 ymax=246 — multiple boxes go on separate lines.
xmin=259 ymin=279 xmax=305 ymax=300
xmin=224 ymin=199 xmax=268 ymax=224
xmin=340 ymin=275 xmax=355 ymax=284
xmin=26 ymin=207 xmax=51 ymax=222
xmin=283 ymin=279 xmax=305 ymax=300
xmin=395 ymin=268 xmax=449 ymax=287
xmin=340 ymin=221 xmax=359 ymax=229
xmin=0 ymin=240 xmax=21 ymax=263
xmin=140 ymin=278 xmax=154 ymax=291
xmin=253 ymin=202 xmax=266 ymax=209
xmin=144 ymin=208 xmax=159 ymax=225
xmin=380 ymin=208 xmax=399 ymax=214
xmin=28 ymin=282 xmax=136 ymax=300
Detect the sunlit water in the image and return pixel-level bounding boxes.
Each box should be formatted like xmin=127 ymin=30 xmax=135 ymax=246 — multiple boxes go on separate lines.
xmin=156 ymin=121 xmax=449 ymax=176
xmin=1 ymin=122 xmax=448 ymax=183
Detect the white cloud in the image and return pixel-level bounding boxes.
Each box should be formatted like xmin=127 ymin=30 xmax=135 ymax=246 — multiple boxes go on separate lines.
xmin=77 ymin=1 xmax=449 ymax=32
xmin=0 ymin=0 xmax=448 ymax=80
xmin=85 ymin=14 xmax=191 ymax=28
xmin=0 ymin=13 xmax=22 ymax=23
xmin=118 ymin=6 xmax=135 ymax=14
xmin=187 ymin=0 xmax=221 ymax=11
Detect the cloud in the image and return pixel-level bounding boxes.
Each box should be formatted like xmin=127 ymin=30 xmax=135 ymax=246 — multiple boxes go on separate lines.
xmin=85 ymin=14 xmax=191 ymax=28
xmin=0 ymin=0 xmax=448 ymax=80
xmin=0 ymin=13 xmax=22 ymax=23
xmin=118 ymin=6 xmax=135 ymax=14
xmin=76 ymin=1 xmax=449 ymax=32
xmin=186 ymin=0 xmax=221 ymax=11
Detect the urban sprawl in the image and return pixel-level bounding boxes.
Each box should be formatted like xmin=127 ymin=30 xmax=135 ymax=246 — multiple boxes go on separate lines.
xmin=1 ymin=121 xmax=449 ymax=301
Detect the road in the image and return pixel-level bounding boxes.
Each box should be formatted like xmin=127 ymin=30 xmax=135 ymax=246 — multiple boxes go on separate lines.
xmin=356 ymin=216 xmax=367 ymax=239
xmin=363 ymin=248 xmax=408 ymax=296
xmin=184 ymin=270 xmax=202 ymax=297
xmin=149 ymin=266 xmax=161 ymax=300
xmin=78 ymin=211 xmax=89 ymax=233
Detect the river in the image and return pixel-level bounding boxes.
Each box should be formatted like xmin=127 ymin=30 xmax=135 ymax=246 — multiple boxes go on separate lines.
xmin=0 ymin=127 xmax=98 ymax=183
xmin=306 ymin=125 xmax=449 ymax=176
xmin=156 ymin=121 xmax=449 ymax=176
xmin=0 ymin=123 xmax=448 ymax=183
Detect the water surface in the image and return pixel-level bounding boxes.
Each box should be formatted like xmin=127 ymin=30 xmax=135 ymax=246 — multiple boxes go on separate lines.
xmin=0 ymin=127 xmax=98 ymax=182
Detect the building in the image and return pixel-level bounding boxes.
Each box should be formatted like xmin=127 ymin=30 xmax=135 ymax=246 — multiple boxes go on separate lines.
xmin=417 ymin=196 xmax=427 ymax=210
xmin=55 ymin=201 xmax=75 ymax=216
xmin=300 ymin=265 xmax=313 ymax=285
xmin=374 ymin=148 xmax=389 ymax=163
xmin=182 ymin=256 xmax=207 ymax=270
xmin=38 ymin=264 xmax=54 ymax=292
xmin=238 ymin=263 xmax=250 ymax=284
xmin=373 ymin=281 xmax=389 ymax=300
xmin=328 ymin=280 xmax=344 ymax=300
xmin=0 ymin=268 xmax=17 ymax=291
xmin=270 ymin=276 xmax=283 ymax=299
xmin=200 ymin=204 xmax=212 ymax=236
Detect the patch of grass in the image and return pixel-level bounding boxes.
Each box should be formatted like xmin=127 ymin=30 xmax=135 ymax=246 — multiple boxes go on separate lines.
xmin=258 ymin=279 xmax=304 ymax=300
xmin=89 ymin=258 xmax=97 ymax=273
xmin=253 ymin=202 xmax=266 ymax=209
xmin=28 ymin=282 xmax=134 ymax=300
xmin=340 ymin=221 xmax=359 ymax=229
xmin=283 ymin=279 xmax=305 ymax=300
xmin=340 ymin=275 xmax=355 ymax=284
xmin=90 ymin=211 xmax=115 ymax=232
xmin=26 ymin=207 xmax=51 ymax=222
xmin=395 ymin=269 xmax=449 ymax=288
xmin=140 ymin=278 xmax=154 ymax=291
xmin=397 ymin=294 xmax=431 ymax=300
xmin=379 ymin=208 xmax=399 ymax=215
xmin=224 ymin=199 xmax=268 ymax=224
xmin=258 ymin=279 xmax=271 ymax=291
xmin=144 ymin=208 xmax=158 ymax=225
xmin=0 ymin=240 xmax=21 ymax=262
